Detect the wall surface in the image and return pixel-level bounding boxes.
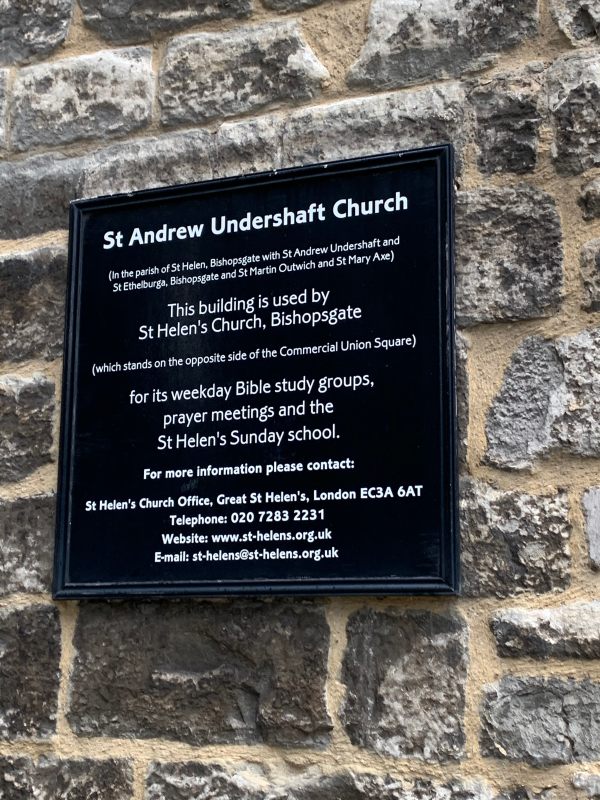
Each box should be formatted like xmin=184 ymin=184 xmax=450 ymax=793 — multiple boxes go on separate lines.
xmin=1 ymin=0 xmax=600 ymax=797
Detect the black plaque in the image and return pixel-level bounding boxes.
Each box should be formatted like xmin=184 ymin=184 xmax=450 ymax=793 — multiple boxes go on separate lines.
xmin=53 ymin=145 xmax=458 ymax=598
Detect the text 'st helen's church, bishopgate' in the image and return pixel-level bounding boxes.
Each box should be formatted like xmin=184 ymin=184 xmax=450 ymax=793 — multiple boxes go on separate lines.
xmin=1 ymin=0 xmax=600 ymax=797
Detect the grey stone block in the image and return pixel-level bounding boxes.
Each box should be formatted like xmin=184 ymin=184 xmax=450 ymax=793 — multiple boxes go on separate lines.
xmin=69 ymin=601 xmax=331 ymax=746
xmin=482 ymin=677 xmax=600 ymax=765
xmin=81 ymin=131 xmax=214 ymax=198
xmin=341 ymin=609 xmax=467 ymax=761
xmin=0 ymin=495 xmax=54 ymax=595
xmin=573 ymin=772 xmax=600 ymax=798
xmin=159 ymin=22 xmax=328 ymax=126
xmin=0 ymin=373 xmax=54 ymax=483
xmin=455 ymin=186 xmax=563 ymax=326
xmin=583 ymin=487 xmax=600 ymax=569
xmin=550 ymin=0 xmax=600 ymax=47
xmin=80 ymin=0 xmax=251 ymax=44
xmin=456 ymin=332 xmax=469 ymax=470
xmin=0 ymin=756 xmax=133 ymax=798
xmin=492 ymin=602 xmax=600 ymax=658
xmin=579 ymin=177 xmax=600 ymax=219
xmin=581 ymin=239 xmax=600 ymax=312
xmin=0 ymin=605 xmax=60 ymax=740
xmin=146 ymin=763 xmax=270 ymax=800
xmin=469 ymin=64 xmax=545 ymax=175
xmin=0 ymin=246 xmax=66 ymax=361
xmin=12 ymin=48 xmax=153 ymax=151
xmin=547 ymin=53 xmax=600 ymax=175
xmin=214 ymin=115 xmax=284 ymax=178
xmin=347 ymin=0 xmax=538 ymax=90
xmin=146 ymin=766 xmax=493 ymax=800
xmin=282 ymin=83 xmax=466 ymax=171
xmin=460 ymin=479 xmax=570 ymax=598
xmin=0 ymin=0 xmax=72 ymax=66
xmin=0 ymin=153 xmax=81 ymax=238
xmin=485 ymin=329 xmax=600 ymax=469
xmin=0 ymin=69 xmax=7 ymax=148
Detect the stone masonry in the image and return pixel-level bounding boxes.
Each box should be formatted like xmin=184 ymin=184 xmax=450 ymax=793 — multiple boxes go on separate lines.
xmin=0 ymin=0 xmax=599 ymax=798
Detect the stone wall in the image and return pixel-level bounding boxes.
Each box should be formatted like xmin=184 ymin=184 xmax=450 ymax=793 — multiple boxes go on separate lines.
xmin=1 ymin=0 xmax=600 ymax=797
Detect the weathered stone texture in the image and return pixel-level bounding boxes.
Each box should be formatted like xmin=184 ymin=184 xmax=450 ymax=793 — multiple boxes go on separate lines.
xmin=159 ymin=23 xmax=329 ymax=126
xmin=0 ymin=374 xmax=54 ymax=483
xmin=456 ymin=332 xmax=469 ymax=470
xmin=0 ymin=153 xmax=80 ymax=238
xmin=550 ymin=0 xmax=600 ymax=47
xmin=214 ymin=116 xmax=284 ymax=178
xmin=282 ymin=84 xmax=466 ymax=171
xmin=583 ymin=488 xmax=600 ymax=569
xmin=0 ymin=757 xmax=133 ymax=799
xmin=460 ymin=479 xmax=570 ymax=598
xmin=0 ymin=246 xmax=66 ymax=361
xmin=455 ymin=186 xmax=563 ymax=326
xmin=485 ymin=329 xmax=600 ymax=469
xmin=12 ymin=48 xmax=153 ymax=151
xmin=547 ymin=53 xmax=600 ymax=175
xmin=81 ymin=131 xmax=214 ymax=197
xmin=492 ymin=603 xmax=600 ymax=658
xmin=579 ymin=177 xmax=600 ymax=219
xmin=573 ymin=772 xmax=600 ymax=797
xmin=263 ymin=0 xmax=327 ymax=10
xmin=0 ymin=495 xmax=54 ymax=595
xmin=341 ymin=609 xmax=467 ymax=761
xmin=0 ymin=0 xmax=72 ymax=66
xmin=147 ymin=766 xmax=493 ymax=800
xmin=80 ymin=0 xmax=251 ymax=44
xmin=347 ymin=0 xmax=538 ymax=90
xmin=69 ymin=601 xmax=331 ymax=746
xmin=581 ymin=239 xmax=600 ymax=311
xmin=482 ymin=677 xmax=600 ymax=765
xmin=0 ymin=69 xmax=7 ymax=148
xmin=0 ymin=605 xmax=60 ymax=740
xmin=470 ymin=65 xmax=545 ymax=174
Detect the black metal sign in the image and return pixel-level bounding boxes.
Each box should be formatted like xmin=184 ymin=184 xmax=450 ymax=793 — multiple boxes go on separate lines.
xmin=53 ymin=145 xmax=458 ymax=598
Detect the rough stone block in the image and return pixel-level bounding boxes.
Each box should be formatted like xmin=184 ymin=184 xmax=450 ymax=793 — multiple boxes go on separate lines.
xmin=81 ymin=131 xmax=214 ymax=198
xmin=159 ymin=23 xmax=328 ymax=126
xmin=583 ymin=487 xmax=600 ymax=569
xmin=547 ymin=53 xmax=600 ymax=175
xmin=573 ymin=773 xmax=600 ymax=797
xmin=0 ymin=373 xmax=54 ymax=483
xmin=341 ymin=609 xmax=467 ymax=761
xmin=579 ymin=177 xmax=600 ymax=219
xmin=469 ymin=65 xmax=545 ymax=174
xmin=0 ymin=153 xmax=81 ymax=238
xmin=0 ymin=756 xmax=133 ymax=798
xmin=12 ymin=48 xmax=153 ymax=151
xmin=456 ymin=332 xmax=469 ymax=470
xmin=347 ymin=0 xmax=538 ymax=90
xmin=69 ymin=601 xmax=331 ymax=747
xmin=460 ymin=479 xmax=570 ymax=598
xmin=492 ymin=602 xmax=600 ymax=658
xmin=581 ymin=239 xmax=600 ymax=311
xmin=0 ymin=495 xmax=54 ymax=595
xmin=0 ymin=605 xmax=60 ymax=740
xmin=0 ymin=69 xmax=7 ymax=148
xmin=263 ymin=0 xmax=326 ymax=9
xmin=485 ymin=328 xmax=600 ymax=469
xmin=146 ymin=766 xmax=493 ymax=800
xmin=481 ymin=677 xmax=600 ymax=765
xmin=214 ymin=116 xmax=284 ymax=178
xmin=80 ymin=0 xmax=251 ymax=44
xmin=550 ymin=0 xmax=600 ymax=47
xmin=0 ymin=0 xmax=72 ymax=66
xmin=282 ymin=83 xmax=466 ymax=171
xmin=455 ymin=186 xmax=563 ymax=326
xmin=0 ymin=246 xmax=66 ymax=361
